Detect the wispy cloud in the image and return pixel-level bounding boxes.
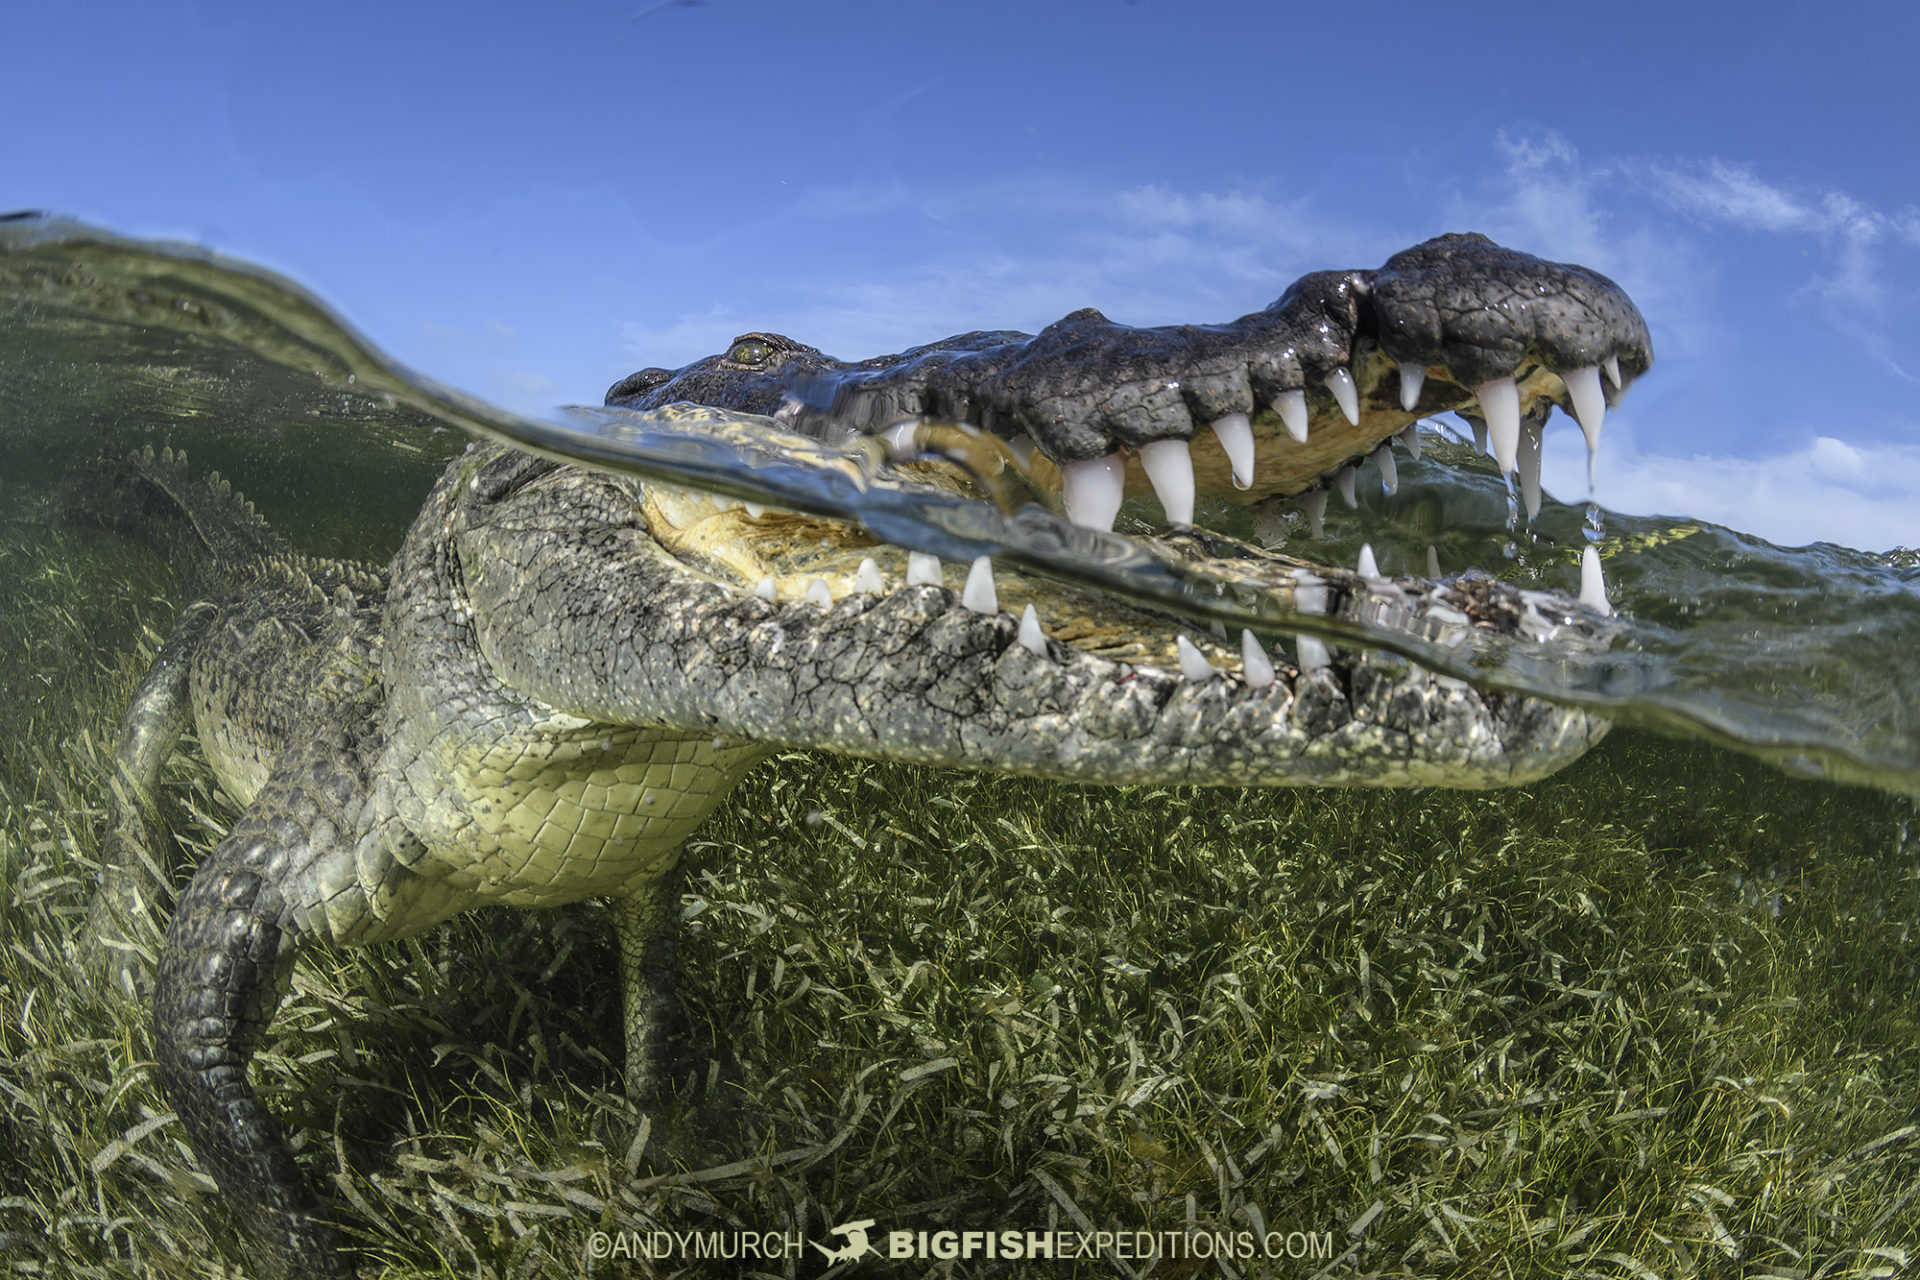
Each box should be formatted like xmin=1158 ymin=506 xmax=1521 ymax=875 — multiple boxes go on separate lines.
xmin=1632 ymin=155 xmax=1918 ymax=379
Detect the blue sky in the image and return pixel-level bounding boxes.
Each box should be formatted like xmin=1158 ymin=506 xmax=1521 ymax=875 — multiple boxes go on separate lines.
xmin=6 ymin=0 xmax=1918 ymax=552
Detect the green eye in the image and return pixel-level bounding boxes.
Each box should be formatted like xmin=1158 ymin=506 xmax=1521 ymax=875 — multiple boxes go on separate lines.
xmin=726 ymin=338 xmax=772 ymax=366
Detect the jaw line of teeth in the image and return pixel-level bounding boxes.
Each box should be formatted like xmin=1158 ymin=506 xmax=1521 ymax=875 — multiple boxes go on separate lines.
xmin=1010 ymin=355 xmax=1618 ymax=538
xmin=747 ymin=538 xmax=1612 ymax=692
xmin=768 ymin=550 xmax=1323 ymax=687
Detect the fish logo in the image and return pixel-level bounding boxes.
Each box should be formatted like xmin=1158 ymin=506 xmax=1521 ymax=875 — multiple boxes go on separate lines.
xmin=811 ymin=1218 xmax=877 ymax=1263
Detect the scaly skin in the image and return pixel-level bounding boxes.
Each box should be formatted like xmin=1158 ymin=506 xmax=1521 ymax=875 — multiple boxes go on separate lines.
xmin=83 ymin=235 xmax=1650 ymax=1279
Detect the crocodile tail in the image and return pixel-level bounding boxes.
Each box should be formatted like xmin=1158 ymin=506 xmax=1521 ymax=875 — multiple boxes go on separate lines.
xmin=72 ymin=444 xmax=286 ymax=588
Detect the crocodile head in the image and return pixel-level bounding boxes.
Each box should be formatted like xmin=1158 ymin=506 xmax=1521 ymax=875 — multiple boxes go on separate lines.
xmin=509 ymin=232 xmax=1651 ymax=791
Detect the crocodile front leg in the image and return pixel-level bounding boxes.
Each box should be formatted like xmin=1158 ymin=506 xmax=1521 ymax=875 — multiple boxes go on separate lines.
xmin=151 ymin=709 xmax=386 ymax=1280
xmin=154 ymin=823 xmax=344 ymax=1280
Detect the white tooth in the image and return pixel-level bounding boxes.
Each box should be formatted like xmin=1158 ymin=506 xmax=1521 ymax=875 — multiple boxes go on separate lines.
xmin=1397 ymin=361 xmax=1426 ymax=412
xmin=1300 ymin=489 xmax=1328 ymax=538
xmin=1006 ymin=433 xmax=1036 ymax=468
xmin=744 ymin=501 xmax=766 ymax=518
xmin=1580 ymin=546 xmax=1613 ymax=615
xmin=1138 ymin=437 xmax=1196 ymax=526
xmin=806 ymin=578 xmax=833 ymax=607
xmin=1603 ymin=354 xmax=1622 ymax=388
xmin=1357 ymin=543 xmax=1380 ymax=579
xmin=881 ymin=422 xmax=923 ymax=458
xmin=1296 ymin=634 xmax=1331 ymax=673
xmin=1240 ymin=630 xmax=1276 ymax=689
xmin=1426 ymin=545 xmax=1441 ymax=578
xmin=1473 ymin=376 xmax=1521 ymax=474
xmin=1060 ymin=453 xmax=1126 ymax=531
xmin=1291 ymin=569 xmax=1328 ymax=615
xmin=1325 ymin=367 xmax=1360 ymax=425
xmin=1370 ymin=443 xmax=1398 ymax=495
xmin=712 ymin=494 xmax=738 ymax=511
xmin=1464 ymin=415 xmax=1489 ymax=456
xmin=1208 ymin=412 xmax=1256 ymax=489
xmin=1560 ymin=364 xmax=1606 ymax=485
xmin=1176 ymin=635 xmax=1215 ymax=681
xmin=855 ymin=558 xmax=884 ymax=594
xmin=1273 ymin=389 xmax=1309 ymax=443
xmin=906 ymin=552 xmax=943 ymax=586
xmin=962 ymin=555 xmax=998 ymax=614
xmin=1398 ymin=423 xmax=1422 ymax=460
xmin=1334 ymin=465 xmax=1358 ymax=509
xmin=754 ymin=576 xmax=778 ymax=601
xmin=1518 ymin=416 xmax=1545 ymax=520
xmin=1018 ymin=603 xmax=1047 ymax=655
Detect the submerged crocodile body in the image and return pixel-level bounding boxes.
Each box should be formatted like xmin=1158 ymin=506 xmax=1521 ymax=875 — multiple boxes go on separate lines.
xmin=82 ymin=233 xmax=1649 ymax=1279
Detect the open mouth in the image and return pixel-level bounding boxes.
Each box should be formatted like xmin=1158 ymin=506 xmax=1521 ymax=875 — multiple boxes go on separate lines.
xmin=579 ymin=232 xmax=1644 ymax=778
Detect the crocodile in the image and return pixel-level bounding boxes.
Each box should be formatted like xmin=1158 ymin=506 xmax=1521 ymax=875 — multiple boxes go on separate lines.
xmin=81 ymin=232 xmax=1649 ymax=1279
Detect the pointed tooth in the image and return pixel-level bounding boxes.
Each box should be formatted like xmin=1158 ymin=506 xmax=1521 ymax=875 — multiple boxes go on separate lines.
xmin=1176 ymin=635 xmax=1215 ymax=681
xmin=1603 ymin=354 xmax=1622 ymax=388
xmin=754 ymin=576 xmax=778 ymax=601
xmin=1397 ymin=361 xmax=1426 ymax=412
xmin=1464 ymin=415 xmax=1489 ymax=456
xmin=1210 ymin=619 xmax=1227 ymax=640
xmin=1334 ymin=465 xmax=1358 ymax=509
xmin=1060 ymin=453 xmax=1126 ymax=531
xmin=855 ymin=558 xmax=884 ymax=594
xmin=1138 ymin=437 xmax=1196 ymax=526
xmin=906 ymin=551 xmax=943 ymax=587
xmin=744 ymin=501 xmax=766 ymax=518
xmin=1292 ymin=570 xmax=1328 ymax=616
xmin=1580 ymin=546 xmax=1613 ymax=615
xmin=1299 ymin=489 xmax=1328 ymax=538
xmin=1560 ymin=363 xmax=1606 ymax=485
xmin=1398 ymin=423 xmax=1422 ymax=461
xmin=1357 ymin=543 xmax=1380 ymax=579
xmin=1426 ymin=545 xmax=1441 ymax=579
xmin=1370 ymin=444 xmax=1398 ymax=495
xmin=962 ymin=556 xmax=998 ymax=614
xmin=1208 ymin=412 xmax=1256 ymax=489
xmin=1006 ymin=433 xmax=1036 ymax=468
xmin=1473 ymin=377 xmax=1521 ymax=473
xmin=805 ymin=578 xmax=834 ymax=607
xmin=1018 ymin=603 xmax=1047 ymax=655
xmin=1296 ymin=634 xmax=1331 ymax=673
xmin=1273 ymin=389 xmax=1309 ymax=443
xmin=1518 ymin=415 xmax=1545 ymax=520
xmin=1324 ymin=367 xmax=1359 ymax=425
xmin=1240 ymin=630 xmax=1276 ymax=689
xmin=881 ymin=422 xmax=923 ymax=458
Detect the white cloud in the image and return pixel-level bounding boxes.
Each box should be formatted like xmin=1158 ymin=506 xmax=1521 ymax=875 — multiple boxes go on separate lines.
xmin=1650 ymin=159 xmax=1820 ymax=233
xmin=1538 ymin=415 xmax=1920 ymax=554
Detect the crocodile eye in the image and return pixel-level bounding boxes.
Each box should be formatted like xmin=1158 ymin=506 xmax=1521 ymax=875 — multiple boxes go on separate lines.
xmin=726 ymin=338 xmax=773 ymax=366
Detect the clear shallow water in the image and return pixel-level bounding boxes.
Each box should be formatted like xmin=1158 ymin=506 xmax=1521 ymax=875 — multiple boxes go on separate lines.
xmin=3 ymin=215 xmax=1917 ymax=795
